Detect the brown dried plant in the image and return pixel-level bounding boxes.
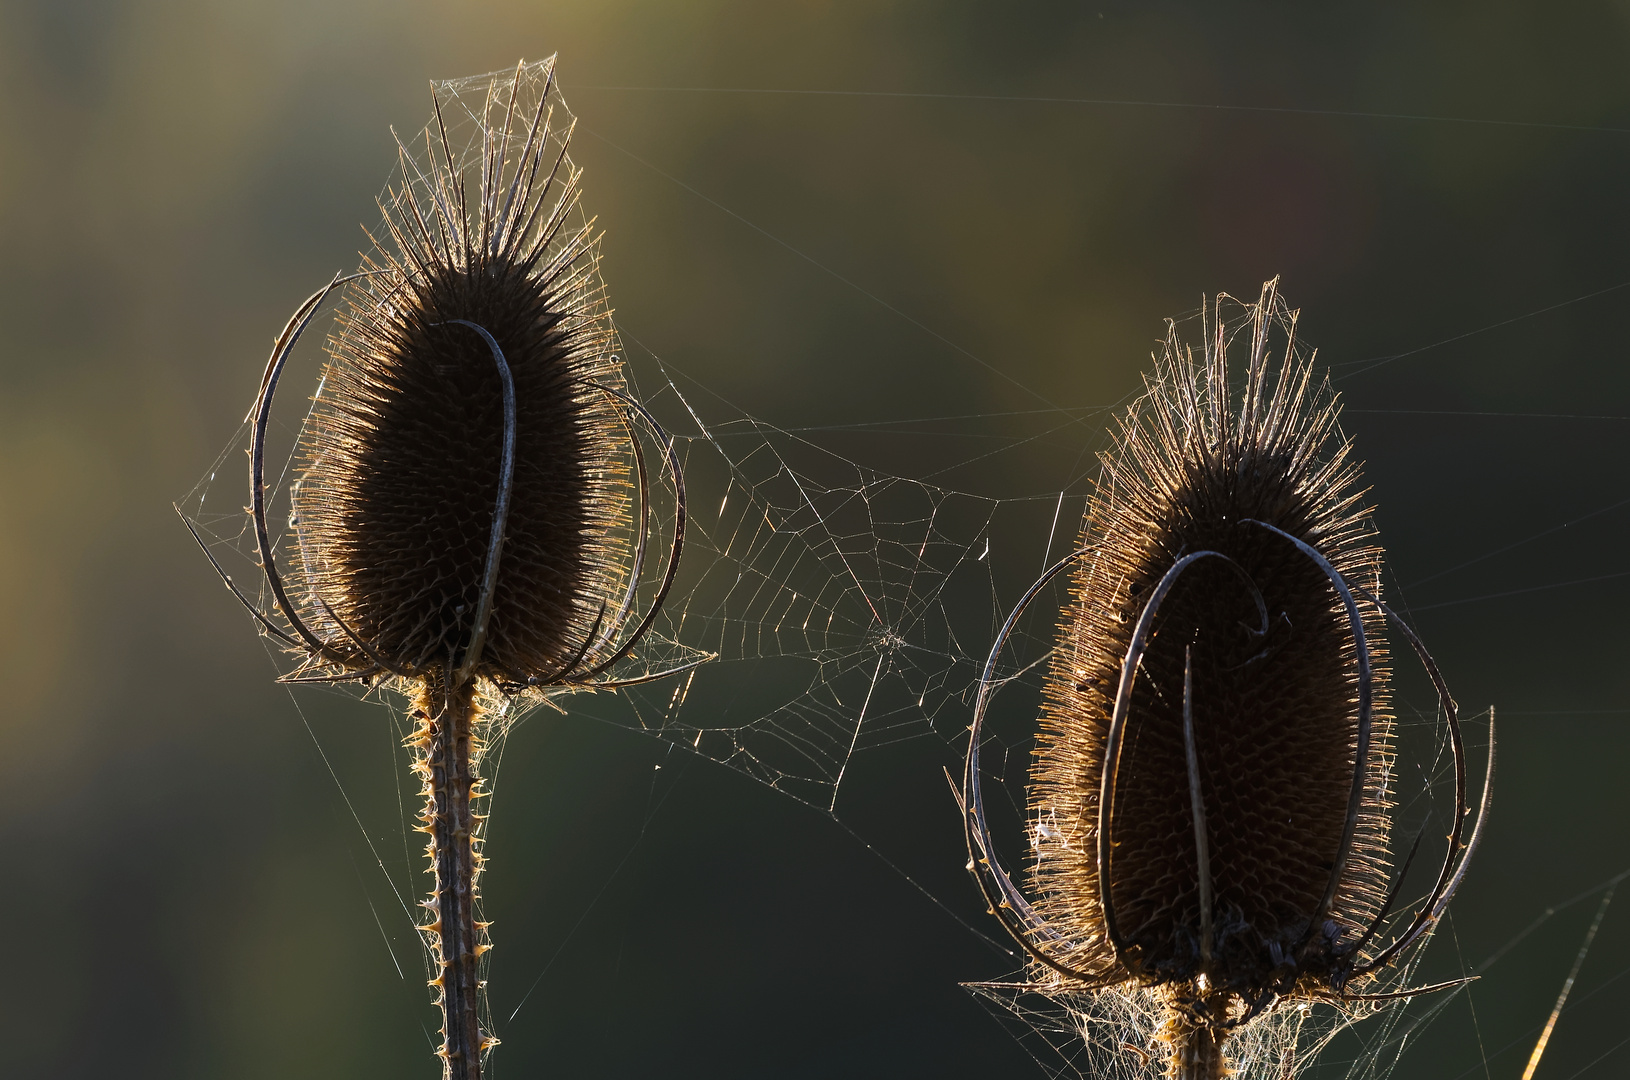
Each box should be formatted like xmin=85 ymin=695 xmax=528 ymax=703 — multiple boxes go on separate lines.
xmin=963 ymin=281 xmax=1493 ymax=1079
xmin=186 ymin=59 xmax=692 ymax=1079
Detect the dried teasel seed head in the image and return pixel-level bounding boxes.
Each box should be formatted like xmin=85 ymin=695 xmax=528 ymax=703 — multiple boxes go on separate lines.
xmin=289 ymin=58 xmax=637 ymax=685
xmin=1027 ymin=282 xmax=1396 ymax=1066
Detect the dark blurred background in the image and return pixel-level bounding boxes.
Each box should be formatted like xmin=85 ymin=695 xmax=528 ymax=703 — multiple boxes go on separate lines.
xmin=3 ymin=2 xmax=1629 ymax=1077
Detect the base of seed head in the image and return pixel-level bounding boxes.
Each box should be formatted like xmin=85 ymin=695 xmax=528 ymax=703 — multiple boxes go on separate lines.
xmin=962 ymin=280 xmax=1493 ymax=1079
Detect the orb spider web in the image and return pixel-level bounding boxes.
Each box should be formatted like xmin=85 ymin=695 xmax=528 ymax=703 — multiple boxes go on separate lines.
xmin=176 ymin=286 xmax=1496 ymax=1080
xmin=173 ymin=59 xmax=1630 ymax=1080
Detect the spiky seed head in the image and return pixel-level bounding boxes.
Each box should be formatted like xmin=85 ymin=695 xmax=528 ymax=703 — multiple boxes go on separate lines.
xmin=1029 ymin=282 xmax=1394 ymax=996
xmin=290 ymin=58 xmax=634 ymax=684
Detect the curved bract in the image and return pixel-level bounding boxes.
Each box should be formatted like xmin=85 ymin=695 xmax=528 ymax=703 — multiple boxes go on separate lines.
xmin=962 ymin=281 xmax=1492 ymax=1079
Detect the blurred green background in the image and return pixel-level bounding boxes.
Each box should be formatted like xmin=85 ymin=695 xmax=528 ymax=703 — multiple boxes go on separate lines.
xmin=3 ymin=2 xmax=1629 ymax=1077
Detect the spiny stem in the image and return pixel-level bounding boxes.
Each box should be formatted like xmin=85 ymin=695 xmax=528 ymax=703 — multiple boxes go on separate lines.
xmin=1159 ymin=991 xmax=1230 ymax=1080
xmin=411 ymin=674 xmax=495 ymax=1080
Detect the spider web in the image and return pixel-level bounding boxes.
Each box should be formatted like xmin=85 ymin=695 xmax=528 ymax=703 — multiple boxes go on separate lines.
xmin=176 ymin=302 xmax=1490 ymax=1080
xmin=178 ymin=59 xmax=1033 ymax=813
xmin=965 ymin=979 xmax=1459 ymax=1080
xmin=179 ymin=314 xmax=1051 ymax=804
xmin=174 ymin=60 xmax=1630 ymax=1080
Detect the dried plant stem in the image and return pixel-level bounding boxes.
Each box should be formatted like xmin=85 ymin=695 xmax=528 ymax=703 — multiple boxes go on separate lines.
xmin=410 ymin=675 xmax=494 ymax=1080
xmin=1159 ymin=993 xmax=1229 ymax=1080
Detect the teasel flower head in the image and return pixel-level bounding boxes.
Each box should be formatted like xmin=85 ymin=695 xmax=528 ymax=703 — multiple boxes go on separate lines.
xmin=289 ymin=59 xmax=686 ymax=691
xmin=962 ymin=281 xmax=1492 ymax=1079
xmin=188 ymin=58 xmax=689 ymax=1080
xmin=191 ymin=57 xmax=687 ymax=696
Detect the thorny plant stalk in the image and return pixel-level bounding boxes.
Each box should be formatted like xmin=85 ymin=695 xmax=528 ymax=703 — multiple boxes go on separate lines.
xmin=411 ymin=677 xmax=493 ymax=1073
